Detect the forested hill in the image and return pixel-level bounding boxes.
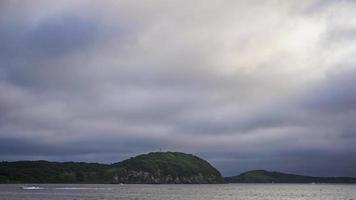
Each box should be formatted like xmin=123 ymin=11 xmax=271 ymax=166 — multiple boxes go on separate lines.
xmin=225 ymin=170 xmax=356 ymax=183
xmin=2 ymin=155 xmax=355 ymax=184
xmin=0 ymin=152 xmax=223 ymax=184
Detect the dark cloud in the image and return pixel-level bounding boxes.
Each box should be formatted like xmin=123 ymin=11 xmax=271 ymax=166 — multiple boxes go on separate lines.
xmin=302 ymin=69 xmax=356 ymax=114
xmin=0 ymin=135 xmax=161 ymax=163
xmin=0 ymin=13 xmax=101 ymax=91
xmin=27 ymin=15 xmax=98 ymax=56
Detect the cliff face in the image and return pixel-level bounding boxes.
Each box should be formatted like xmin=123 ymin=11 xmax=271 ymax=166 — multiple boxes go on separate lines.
xmin=112 ymin=170 xmax=221 ymax=184
xmin=111 ymin=152 xmax=224 ymax=184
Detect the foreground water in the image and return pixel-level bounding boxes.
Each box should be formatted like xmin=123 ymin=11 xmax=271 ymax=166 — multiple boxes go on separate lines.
xmin=0 ymin=184 xmax=355 ymax=200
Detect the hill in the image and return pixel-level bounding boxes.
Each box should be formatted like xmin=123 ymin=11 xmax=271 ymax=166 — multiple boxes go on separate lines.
xmin=225 ymin=170 xmax=356 ymax=183
xmin=0 ymin=152 xmax=223 ymax=184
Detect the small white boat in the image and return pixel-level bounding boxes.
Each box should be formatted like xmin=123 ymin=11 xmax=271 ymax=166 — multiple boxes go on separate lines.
xmin=21 ymin=186 xmax=43 ymax=190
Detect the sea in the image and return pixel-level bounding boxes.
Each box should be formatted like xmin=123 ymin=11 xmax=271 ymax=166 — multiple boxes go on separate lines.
xmin=0 ymin=184 xmax=355 ymax=200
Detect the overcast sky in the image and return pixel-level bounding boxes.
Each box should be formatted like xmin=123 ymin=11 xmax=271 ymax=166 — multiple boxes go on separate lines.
xmin=0 ymin=0 xmax=356 ymax=177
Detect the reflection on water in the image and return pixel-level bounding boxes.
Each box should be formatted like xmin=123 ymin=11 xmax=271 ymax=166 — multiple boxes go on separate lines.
xmin=0 ymin=184 xmax=355 ymax=200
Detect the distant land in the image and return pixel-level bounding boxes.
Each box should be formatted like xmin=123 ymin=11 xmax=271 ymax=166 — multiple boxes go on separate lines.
xmin=0 ymin=152 xmax=223 ymax=184
xmin=0 ymin=152 xmax=355 ymax=184
xmin=225 ymin=170 xmax=356 ymax=184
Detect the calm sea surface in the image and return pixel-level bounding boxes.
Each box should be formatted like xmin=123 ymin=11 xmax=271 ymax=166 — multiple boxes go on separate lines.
xmin=0 ymin=184 xmax=355 ymax=200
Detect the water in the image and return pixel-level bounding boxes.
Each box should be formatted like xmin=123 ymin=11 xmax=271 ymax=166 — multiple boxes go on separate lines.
xmin=0 ymin=184 xmax=355 ymax=200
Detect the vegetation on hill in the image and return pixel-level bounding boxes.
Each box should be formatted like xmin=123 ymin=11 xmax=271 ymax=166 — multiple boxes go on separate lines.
xmin=112 ymin=152 xmax=223 ymax=183
xmin=0 ymin=161 xmax=113 ymax=183
xmin=0 ymin=152 xmax=223 ymax=184
xmin=2 ymin=154 xmax=355 ymax=184
xmin=225 ymin=170 xmax=356 ymax=183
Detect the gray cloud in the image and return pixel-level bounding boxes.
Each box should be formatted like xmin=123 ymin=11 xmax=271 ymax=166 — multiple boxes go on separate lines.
xmin=0 ymin=0 xmax=356 ymax=177
xmin=27 ymin=15 xmax=98 ymax=56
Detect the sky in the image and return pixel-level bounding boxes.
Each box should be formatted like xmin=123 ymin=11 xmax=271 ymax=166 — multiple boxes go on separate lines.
xmin=0 ymin=0 xmax=356 ymax=177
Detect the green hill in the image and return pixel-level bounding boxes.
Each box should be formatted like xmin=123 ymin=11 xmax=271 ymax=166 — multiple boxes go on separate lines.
xmin=225 ymin=170 xmax=356 ymax=183
xmin=0 ymin=152 xmax=223 ymax=184
xmin=0 ymin=161 xmax=113 ymax=183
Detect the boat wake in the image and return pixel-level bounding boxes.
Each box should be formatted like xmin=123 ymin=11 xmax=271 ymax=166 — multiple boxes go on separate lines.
xmin=21 ymin=186 xmax=44 ymax=190
xmin=55 ymin=187 xmax=112 ymax=190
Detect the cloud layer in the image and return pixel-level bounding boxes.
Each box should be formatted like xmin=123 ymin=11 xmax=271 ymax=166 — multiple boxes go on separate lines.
xmin=0 ymin=0 xmax=356 ymax=176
